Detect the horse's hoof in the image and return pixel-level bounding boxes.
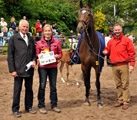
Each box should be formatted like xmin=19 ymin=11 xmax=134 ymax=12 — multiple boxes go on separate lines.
xmin=61 ymin=78 xmax=65 ymax=83
xmin=76 ymin=82 xmax=79 ymax=86
xmin=97 ymin=103 xmax=103 ymax=108
xmin=83 ymin=101 xmax=90 ymax=106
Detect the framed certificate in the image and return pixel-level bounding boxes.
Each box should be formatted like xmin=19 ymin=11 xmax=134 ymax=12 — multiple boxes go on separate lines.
xmin=38 ymin=51 xmax=56 ymax=65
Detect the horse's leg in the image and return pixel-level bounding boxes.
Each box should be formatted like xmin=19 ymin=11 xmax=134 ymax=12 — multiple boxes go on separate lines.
xmin=66 ymin=63 xmax=70 ymax=85
xmin=60 ymin=61 xmax=65 ymax=83
xmin=70 ymin=65 xmax=79 ymax=86
xmin=74 ymin=70 xmax=80 ymax=86
xmin=82 ymin=64 xmax=91 ymax=105
xmin=95 ymin=68 xmax=103 ymax=108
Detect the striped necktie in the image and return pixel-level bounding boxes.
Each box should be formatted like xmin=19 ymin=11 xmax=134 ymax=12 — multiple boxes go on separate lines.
xmin=23 ymin=35 xmax=25 ymax=39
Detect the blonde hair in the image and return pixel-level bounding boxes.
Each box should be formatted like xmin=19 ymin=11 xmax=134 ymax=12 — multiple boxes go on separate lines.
xmin=43 ymin=24 xmax=53 ymax=33
xmin=11 ymin=17 xmax=15 ymax=22
xmin=9 ymin=27 xmax=12 ymax=30
xmin=113 ymin=23 xmax=122 ymax=29
xmin=2 ymin=27 xmax=8 ymax=32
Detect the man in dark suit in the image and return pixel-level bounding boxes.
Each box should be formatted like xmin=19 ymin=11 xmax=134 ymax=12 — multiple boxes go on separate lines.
xmin=7 ymin=19 xmax=37 ymax=117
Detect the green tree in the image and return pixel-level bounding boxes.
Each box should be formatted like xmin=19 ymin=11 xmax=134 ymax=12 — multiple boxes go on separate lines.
xmin=0 ymin=0 xmax=6 ymax=18
xmin=94 ymin=8 xmax=107 ymax=33
xmin=1 ymin=0 xmax=137 ymax=35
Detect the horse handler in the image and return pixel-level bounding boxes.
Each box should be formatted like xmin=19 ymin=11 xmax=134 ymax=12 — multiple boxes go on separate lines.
xmin=103 ymin=23 xmax=136 ymax=110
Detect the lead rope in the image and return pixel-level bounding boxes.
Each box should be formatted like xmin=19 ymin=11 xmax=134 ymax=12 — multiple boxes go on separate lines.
xmin=79 ymin=20 xmax=137 ymax=64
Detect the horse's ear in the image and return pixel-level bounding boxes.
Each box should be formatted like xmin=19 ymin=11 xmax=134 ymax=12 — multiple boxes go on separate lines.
xmin=88 ymin=0 xmax=91 ymax=8
xmin=80 ymin=0 xmax=83 ymax=8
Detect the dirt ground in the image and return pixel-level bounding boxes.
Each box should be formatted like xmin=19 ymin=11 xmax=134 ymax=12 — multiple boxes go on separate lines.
xmin=0 ymin=46 xmax=137 ymax=120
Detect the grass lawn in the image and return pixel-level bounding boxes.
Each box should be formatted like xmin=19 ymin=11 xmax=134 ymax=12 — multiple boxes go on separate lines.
xmin=0 ymin=46 xmax=8 ymax=55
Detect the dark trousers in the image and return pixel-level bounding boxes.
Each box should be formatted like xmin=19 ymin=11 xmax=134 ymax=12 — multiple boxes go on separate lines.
xmin=12 ymin=76 xmax=33 ymax=112
xmin=38 ymin=67 xmax=58 ymax=108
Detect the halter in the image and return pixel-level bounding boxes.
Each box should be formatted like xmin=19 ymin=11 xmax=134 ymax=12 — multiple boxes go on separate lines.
xmin=78 ymin=8 xmax=92 ymax=30
xmin=78 ymin=8 xmax=96 ymax=52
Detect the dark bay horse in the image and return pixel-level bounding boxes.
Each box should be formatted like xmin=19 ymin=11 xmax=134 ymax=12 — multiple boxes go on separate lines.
xmin=77 ymin=0 xmax=104 ymax=107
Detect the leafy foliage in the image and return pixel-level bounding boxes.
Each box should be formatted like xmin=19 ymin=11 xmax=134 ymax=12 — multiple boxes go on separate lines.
xmin=94 ymin=8 xmax=107 ymax=33
xmin=0 ymin=0 xmax=137 ymax=35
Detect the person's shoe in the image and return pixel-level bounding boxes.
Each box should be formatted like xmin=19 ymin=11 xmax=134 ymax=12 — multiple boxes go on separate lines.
xmin=52 ymin=107 xmax=61 ymax=113
xmin=26 ymin=108 xmax=37 ymax=114
xmin=122 ymin=104 xmax=129 ymax=110
xmin=114 ymin=102 xmax=123 ymax=107
xmin=39 ymin=108 xmax=47 ymax=114
xmin=13 ymin=111 xmax=21 ymax=117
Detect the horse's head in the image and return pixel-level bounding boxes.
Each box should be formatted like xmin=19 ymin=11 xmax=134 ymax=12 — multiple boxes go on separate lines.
xmin=77 ymin=0 xmax=93 ymax=34
xmin=69 ymin=49 xmax=75 ymax=57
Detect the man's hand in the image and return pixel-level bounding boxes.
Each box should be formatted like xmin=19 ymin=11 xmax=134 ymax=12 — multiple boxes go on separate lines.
xmin=129 ymin=66 xmax=134 ymax=73
xmin=11 ymin=71 xmax=18 ymax=77
xmin=32 ymin=61 xmax=36 ymax=68
xmin=102 ymin=50 xmax=108 ymax=55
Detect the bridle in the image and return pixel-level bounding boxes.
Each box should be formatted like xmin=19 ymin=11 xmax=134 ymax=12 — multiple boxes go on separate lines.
xmin=78 ymin=8 xmax=137 ymax=65
xmin=78 ymin=8 xmax=92 ymax=30
xmin=78 ymin=8 xmax=96 ymax=51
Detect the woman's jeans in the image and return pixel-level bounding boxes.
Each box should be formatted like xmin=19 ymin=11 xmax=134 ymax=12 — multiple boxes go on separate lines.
xmin=38 ymin=67 xmax=58 ymax=108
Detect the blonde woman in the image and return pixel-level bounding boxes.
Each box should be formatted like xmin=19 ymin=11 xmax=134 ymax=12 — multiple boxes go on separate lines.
xmin=10 ymin=17 xmax=16 ymax=31
xmin=36 ymin=24 xmax=62 ymax=114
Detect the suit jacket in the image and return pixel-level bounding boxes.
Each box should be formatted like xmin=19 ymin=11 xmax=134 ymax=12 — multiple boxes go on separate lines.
xmin=7 ymin=33 xmax=36 ymax=77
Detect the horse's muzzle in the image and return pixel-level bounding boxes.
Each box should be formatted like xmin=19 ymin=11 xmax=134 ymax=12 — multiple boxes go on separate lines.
xmin=77 ymin=24 xmax=84 ymax=34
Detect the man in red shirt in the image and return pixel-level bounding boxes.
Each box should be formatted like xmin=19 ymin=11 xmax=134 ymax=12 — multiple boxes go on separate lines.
xmin=35 ymin=19 xmax=42 ymax=37
xmin=103 ymin=23 xmax=135 ymax=110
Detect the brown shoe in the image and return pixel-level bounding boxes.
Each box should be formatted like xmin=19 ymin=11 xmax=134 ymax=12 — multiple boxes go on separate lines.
xmin=114 ymin=102 xmax=123 ymax=107
xmin=39 ymin=108 xmax=47 ymax=114
xmin=52 ymin=107 xmax=61 ymax=113
xmin=122 ymin=104 xmax=128 ymax=110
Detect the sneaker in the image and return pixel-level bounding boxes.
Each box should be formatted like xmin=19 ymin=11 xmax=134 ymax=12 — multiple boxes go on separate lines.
xmin=52 ymin=107 xmax=61 ymax=113
xmin=26 ymin=108 xmax=37 ymax=114
xmin=39 ymin=108 xmax=47 ymax=114
xmin=13 ymin=111 xmax=21 ymax=118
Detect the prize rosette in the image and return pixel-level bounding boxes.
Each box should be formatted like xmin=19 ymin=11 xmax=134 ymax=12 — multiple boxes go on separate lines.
xmin=44 ymin=49 xmax=49 ymax=53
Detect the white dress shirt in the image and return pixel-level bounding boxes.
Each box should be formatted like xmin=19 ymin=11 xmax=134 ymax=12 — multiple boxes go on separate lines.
xmin=20 ymin=32 xmax=28 ymax=46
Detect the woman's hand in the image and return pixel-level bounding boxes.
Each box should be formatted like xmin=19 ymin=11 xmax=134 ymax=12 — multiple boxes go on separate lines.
xmin=41 ymin=51 xmax=46 ymax=54
xmin=54 ymin=54 xmax=59 ymax=59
